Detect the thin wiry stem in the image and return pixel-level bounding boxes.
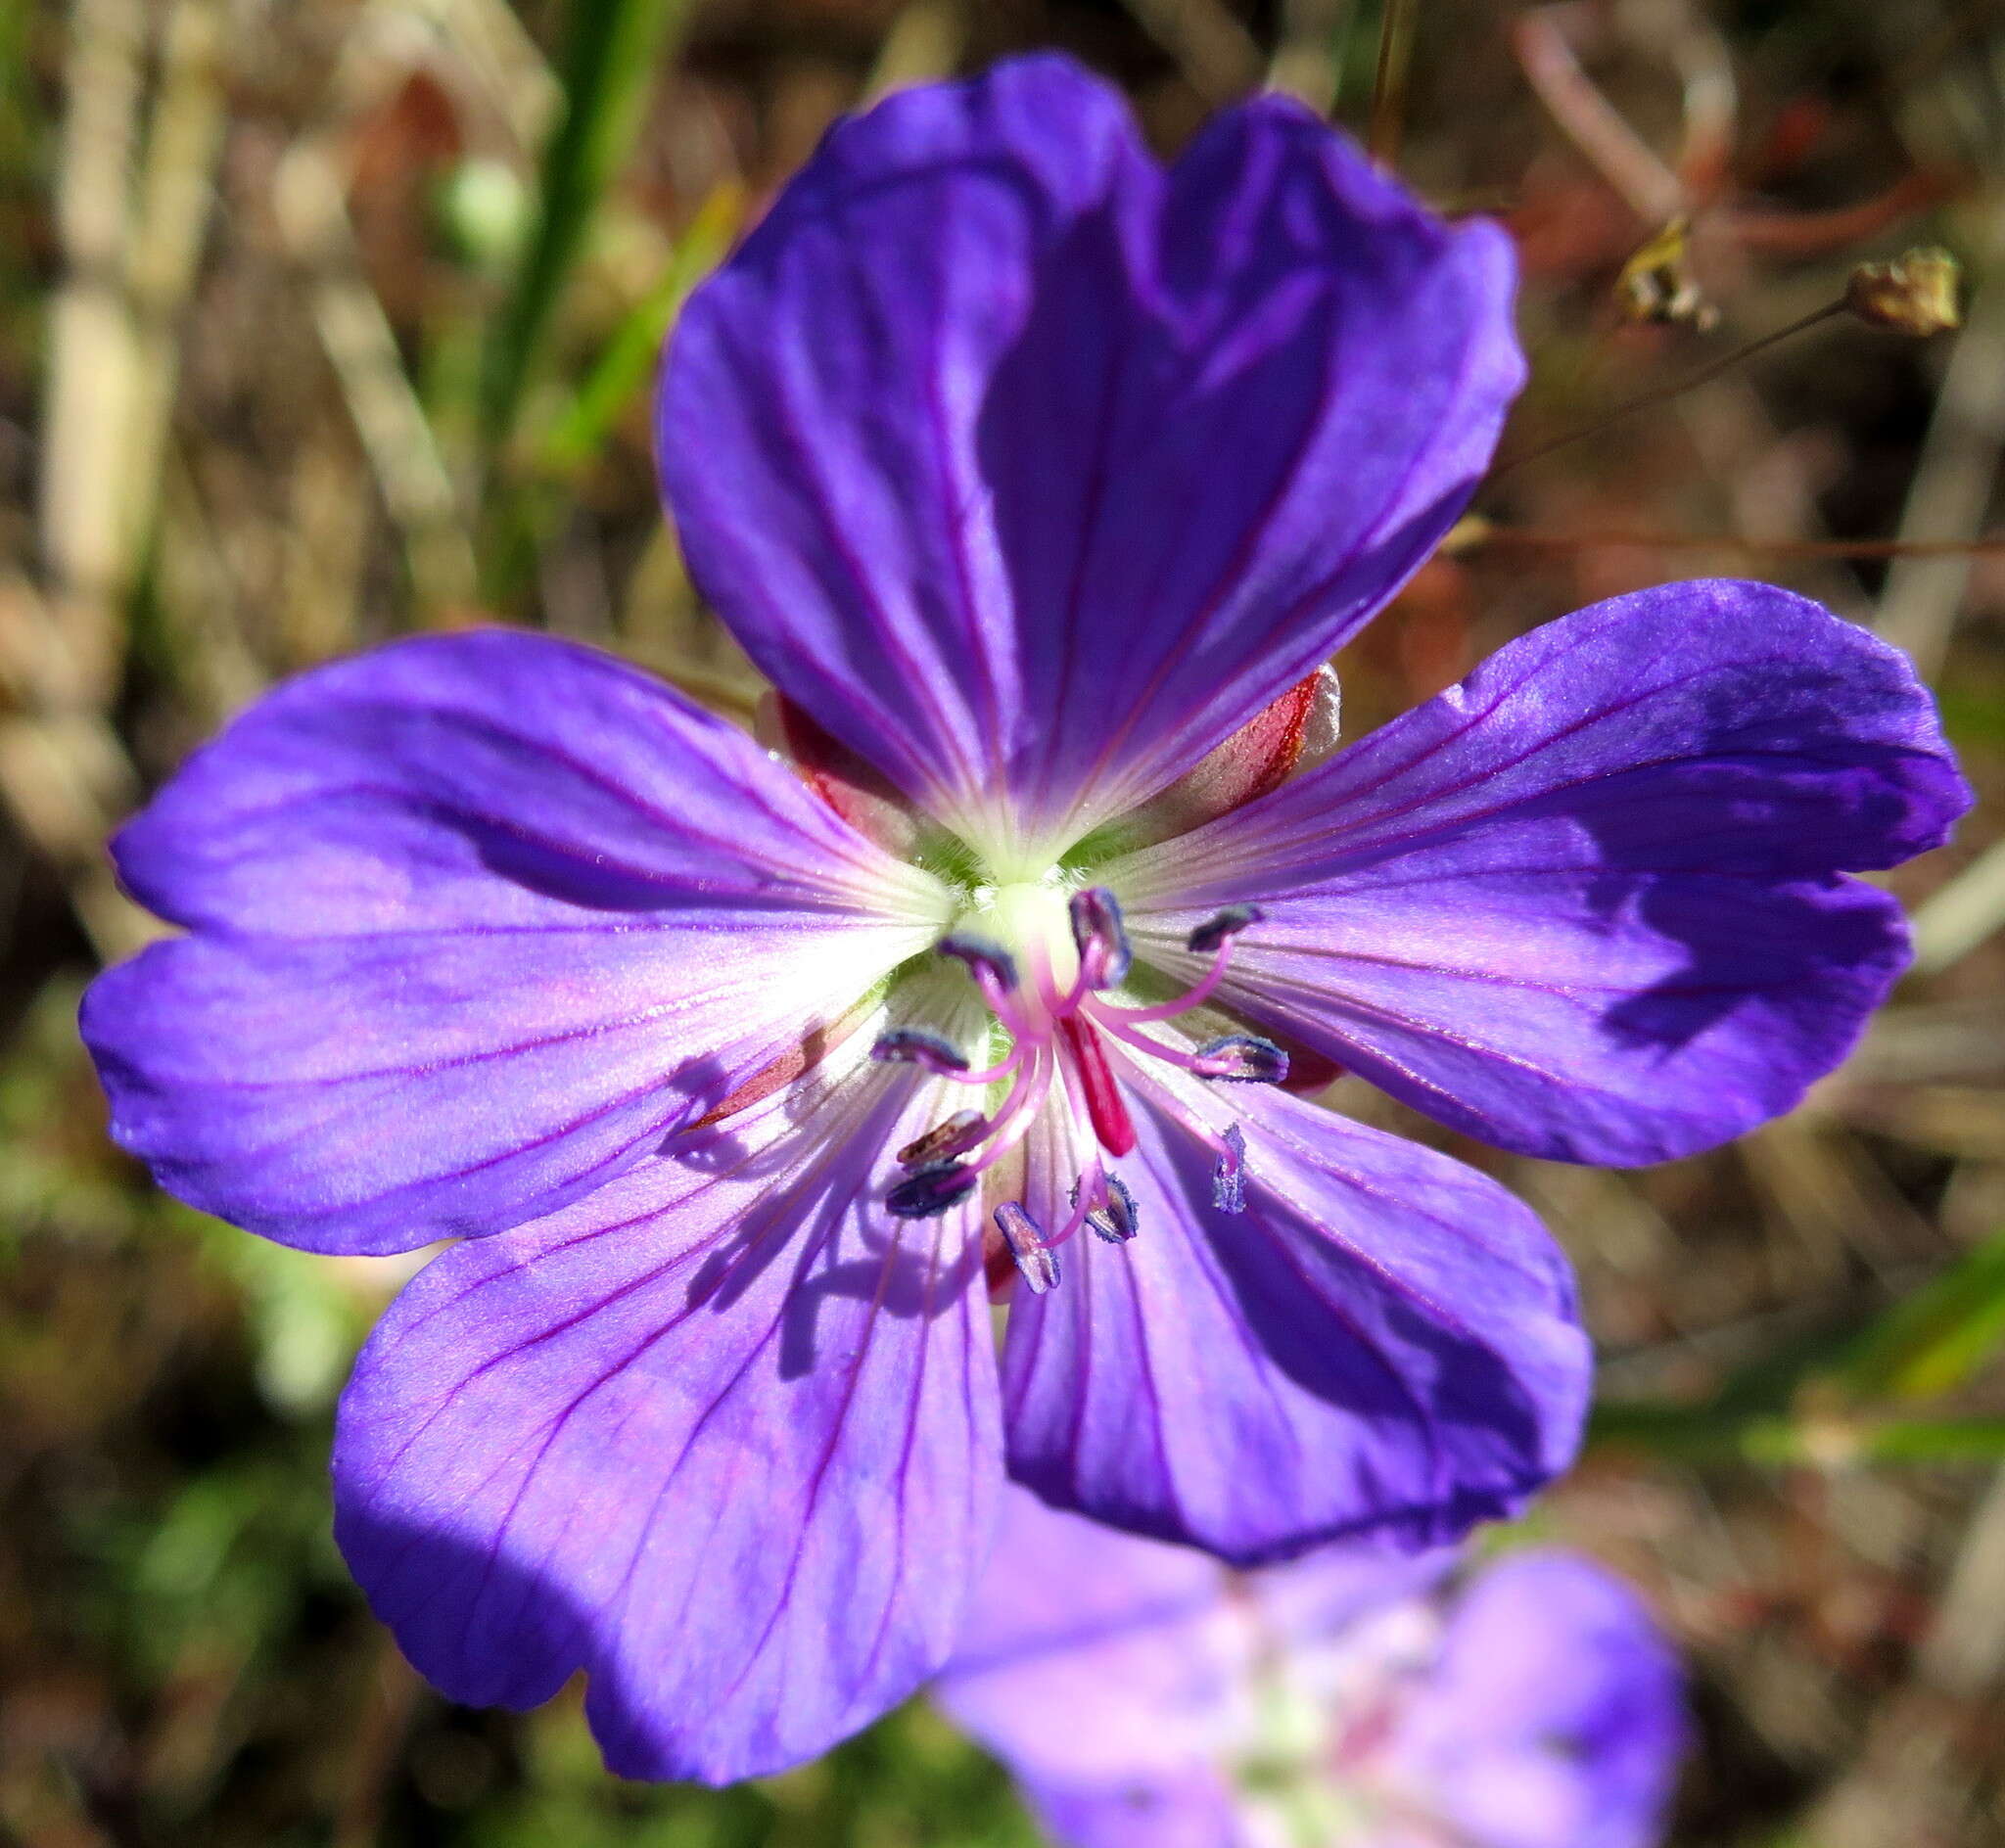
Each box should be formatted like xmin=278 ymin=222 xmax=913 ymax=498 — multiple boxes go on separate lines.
xmin=1367 ymin=0 xmax=1419 ymax=168
xmin=1487 ymin=300 xmax=1845 ymax=481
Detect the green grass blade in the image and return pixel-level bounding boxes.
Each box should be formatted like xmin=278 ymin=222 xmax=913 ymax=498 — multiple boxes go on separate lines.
xmin=1835 ymin=1225 xmax=2005 ymax=1402
xmin=477 ymin=0 xmax=692 ymax=461
xmin=1846 ymin=1416 xmax=2005 ymax=1463
xmin=1590 ymin=1403 xmax=2005 ymax=1467
xmin=540 ymin=179 xmax=744 ymax=474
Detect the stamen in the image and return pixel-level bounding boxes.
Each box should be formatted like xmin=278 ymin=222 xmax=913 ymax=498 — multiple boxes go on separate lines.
xmin=1045 ymin=1158 xmax=1103 ymax=1251
xmin=1191 ymin=1034 xmax=1289 ymax=1084
xmin=945 ymin=1042 xmax=1028 ymax=1087
xmin=1187 ymin=903 xmax=1265 ymax=956
xmin=898 ymin=1108 xmax=990 ymax=1167
xmin=995 ymin=1201 xmax=1059 ymax=1295
xmin=960 ymin=1047 xmax=1055 ymax=1177
xmin=1212 ymin=1123 xmax=1247 ymax=1214
xmin=938 ymin=933 xmax=1019 ymax=993
xmin=887 ymin=896 xmax=1280 ymax=1239
xmin=1091 ymin=1014 xmax=1285 ymax=1087
xmin=940 ymin=932 xmax=1040 ymax=1043
xmin=1101 ymin=910 xmax=1249 ymax=1024
xmin=870 ymin=1028 xmax=969 ymax=1075
xmin=1068 ymin=887 xmax=1132 ymax=990
xmin=1087 ymin=1172 xmax=1140 ymax=1242
xmin=885 ymin=1160 xmax=979 ymax=1219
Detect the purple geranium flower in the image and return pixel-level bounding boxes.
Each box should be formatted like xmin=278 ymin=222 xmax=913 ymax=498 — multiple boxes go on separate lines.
xmin=79 ymin=55 xmax=1965 ymax=1782
xmin=939 ymin=1487 xmax=1688 ymax=1848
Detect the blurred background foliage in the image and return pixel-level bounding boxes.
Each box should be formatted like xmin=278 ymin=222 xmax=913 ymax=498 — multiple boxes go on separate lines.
xmin=4 ymin=0 xmax=2005 ymax=1842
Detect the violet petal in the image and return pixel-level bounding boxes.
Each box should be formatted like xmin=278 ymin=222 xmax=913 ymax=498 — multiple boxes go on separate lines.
xmin=658 ymin=55 xmax=1521 ymax=854
xmin=1397 ymin=1551 xmax=1688 ymax=1848
xmin=936 ymin=1486 xmax=1241 ymax=1786
xmin=331 ymin=1061 xmax=1000 ymax=1784
xmin=1000 ymin=1076 xmax=1590 ymax=1564
xmin=80 ymin=630 xmax=944 ymax=1253
xmin=1117 ymin=581 xmax=1972 ymax=1167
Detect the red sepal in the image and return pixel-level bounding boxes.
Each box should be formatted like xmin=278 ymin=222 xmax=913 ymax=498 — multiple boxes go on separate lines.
xmin=1113 ymin=672 xmax=1323 ymax=850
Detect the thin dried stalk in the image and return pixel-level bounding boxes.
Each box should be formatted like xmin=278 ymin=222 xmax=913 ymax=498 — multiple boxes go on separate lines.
xmin=1877 ymin=271 xmax=2005 ymax=681
xmin=277 ymin=428 xmax=372 ymax=670
xmin=156 ymin=450 xmax=269 ymax=724
xmin=1366 ymin=0 xmax=1417 ymax=165
xmin=1269 ymin=0 xmax=1353 ymax=116
xmin=119 ymin=0 xmax=231 ymax=588
xmin=1910 ymin=837 xmax=2005 ymax=975
xmin=1513 ymin=3 xmax=1682 ymax=223
xmin=429 ymin=0 xmax=561 ymax=146
xmin=38 ymin=0 xmax=147 ymax=709
xmin=1119 ymin=0 xmax=1264 ymax=105
xmin=1917 ymin=1466 xmax=2005 ymax=1695
xmin=0 ymin=576 xmax=157 ymax=962
xmin=865 ymin=0 xmax=967 ymax=102
xmin=273 ymin=143 xmax=479 ymax=615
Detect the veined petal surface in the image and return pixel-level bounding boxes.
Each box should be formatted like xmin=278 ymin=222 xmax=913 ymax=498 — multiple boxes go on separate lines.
xmin=81 ymin=630 xmax=948 ymax=1253
xmin=1000 ymin=1069 xmax=1589 ymax=1564
xmin=937 ymin=1491 xmax=1251 ymax=1848
xmin=1395 ymin=1552 xmax=1686 ymax=1848
xmin=1116 ymin=582 xmax=1972 ymax=1166
xmin=332 ymin=1033 xmax=999 ymax=1784
xmin=937 ymin=1488 xmax=1248 ymax=1786
xmin=1014 ymin=1772 xmax=1249 ymax=1848
xmin=659 ymin=54 xmax=1521 ymax=865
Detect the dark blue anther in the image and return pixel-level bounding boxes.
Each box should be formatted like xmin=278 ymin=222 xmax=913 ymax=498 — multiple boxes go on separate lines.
xmin=995 ymin=1201 xmax=1059 ymax=1295
xmin=886 ymin=1161 xmax=978 ymax=1219
xmin=1192 ymin=1034 xmax=1289 ymax=1085
xmin=1186 ymin=903 xmax=1265 ymax=956
xmin=898 ymin=1108 xmax=990 ymax=1168
xmin=1087 ymin=1172 xmax=1140 ymax=1243
xmin=870 ymin=1028 xmax=970 ymax=1075
xmin=938 ymin=933 xmax=1019 ymax=992
xmin=1068 ymin=886 xmax=1132 ymax=989
xmin=1212 ymin=1123 xmax=1247 ymax=1214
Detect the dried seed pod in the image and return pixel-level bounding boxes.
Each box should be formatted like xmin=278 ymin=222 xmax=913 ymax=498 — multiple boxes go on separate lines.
xmin=1845 ymin=248 xmax=1961 ymax=338
xmin=1617 ymin=217 xmax=1719 ymax=333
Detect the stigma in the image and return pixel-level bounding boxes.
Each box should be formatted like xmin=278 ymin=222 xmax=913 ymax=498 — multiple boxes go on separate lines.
xmin=872 ymin=882 xmax=1283 ymax=1294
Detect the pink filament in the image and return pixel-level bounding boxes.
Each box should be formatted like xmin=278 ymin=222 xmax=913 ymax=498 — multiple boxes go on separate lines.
xmin=959 ymin=1046 xmax=1053 ymax=1178
xmin=1095 ymin=932 xmax=1237 ymax=1024
xmin=909 ymin=907 xmax=1257 ymax=1236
